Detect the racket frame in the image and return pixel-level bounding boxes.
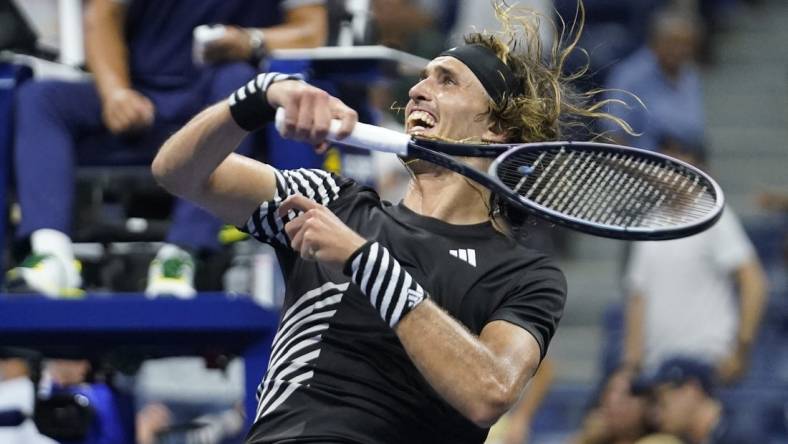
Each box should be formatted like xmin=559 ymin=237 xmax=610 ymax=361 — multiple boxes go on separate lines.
xmin=487 ymin=140 xmax=725 ymax=240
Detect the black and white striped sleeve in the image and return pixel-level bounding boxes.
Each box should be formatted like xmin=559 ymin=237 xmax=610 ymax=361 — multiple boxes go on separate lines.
xmin=343 ymin=241 xmax=428 ymax=327
xmin=240 ymin=168 xmax=342 ymax=249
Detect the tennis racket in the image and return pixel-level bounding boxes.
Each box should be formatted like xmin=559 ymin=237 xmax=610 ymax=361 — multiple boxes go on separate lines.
xmin=274 ymin=109 xmax=724 ymax=240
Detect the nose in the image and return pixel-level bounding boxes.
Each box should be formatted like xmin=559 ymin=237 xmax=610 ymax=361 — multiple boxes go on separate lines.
xmin=408 ymin=77 xmax=431 ymax=104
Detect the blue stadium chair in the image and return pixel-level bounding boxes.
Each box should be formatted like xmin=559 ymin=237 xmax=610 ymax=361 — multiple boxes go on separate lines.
xmin=717 ymin=387 xmax=788 ymax=444
xmin=599 ymin=302 xmax=626 ymax=376
xmin=764 ymin=401 xmax=788 ymax=444
xmin=744 ymin=217 xmax=786 ymax=270
xmin=739 ymin=323 xmax=788 ymax=389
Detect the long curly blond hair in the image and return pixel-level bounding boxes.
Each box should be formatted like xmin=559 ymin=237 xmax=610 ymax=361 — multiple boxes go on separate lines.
xmin=465 ymin=1 xmax=633 ymax=142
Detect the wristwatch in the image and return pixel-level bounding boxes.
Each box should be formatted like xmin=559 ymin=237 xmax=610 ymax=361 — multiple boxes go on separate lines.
xmin=246 ymin=28 xmax=267 ymax=62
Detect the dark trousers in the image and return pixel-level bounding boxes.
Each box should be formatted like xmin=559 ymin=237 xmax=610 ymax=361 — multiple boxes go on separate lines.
xmin=13 ymin=62 xmax=258 ymax=251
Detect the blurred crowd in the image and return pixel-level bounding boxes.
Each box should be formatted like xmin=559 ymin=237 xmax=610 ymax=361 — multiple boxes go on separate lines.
xmin=1 ymin=0 xmax=785 ymax=443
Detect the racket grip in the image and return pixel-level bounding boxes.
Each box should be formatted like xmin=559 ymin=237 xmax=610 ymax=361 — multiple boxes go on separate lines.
xmin=274 ymin=108 xmax=410 ymax=155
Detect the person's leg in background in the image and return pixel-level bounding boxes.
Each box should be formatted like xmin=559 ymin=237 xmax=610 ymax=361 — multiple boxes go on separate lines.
xmin=7 ymin=80 xmax=106 ymax=296
xmin=140 ymin=63 xmax=258 ymax=444
xmin=146 ymin=62 xmax=260 ymax=298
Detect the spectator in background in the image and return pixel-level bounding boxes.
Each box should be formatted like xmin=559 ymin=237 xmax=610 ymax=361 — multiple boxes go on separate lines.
xmin=621 ymin=134 xmax=768 ymax=384
xmin=634 ymin=357 xmax=767 ymax=444
xmin=369 ymin=0 xmax=445 ymax=126
xmin=373 ymin=0 xmax=440 ymax=53
xmin=573 ymin=368 xmax=653 ymax=444
xmin=6 ymin=0 xmax=327 ymax=298
xmin=0 ymin=352 xmax=56 ymax=444
xmin=601 ymin=7 xmax=704 ymax=151
xmin=43 ymin=359 xmax=129 ymax=444
xmin=634 ymin=435 xmax=682 ymax=444
xmin=135 ymin=400 xmax=245 ymax=444
xmin=758 ymin=191 xmax=788 ymax=214
xmin=554 ymin=0 xmax=663 ymax=89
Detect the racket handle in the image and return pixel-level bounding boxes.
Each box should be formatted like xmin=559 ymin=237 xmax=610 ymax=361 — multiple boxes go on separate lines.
xmin=274 ymin=108 xmax=410 ymax=155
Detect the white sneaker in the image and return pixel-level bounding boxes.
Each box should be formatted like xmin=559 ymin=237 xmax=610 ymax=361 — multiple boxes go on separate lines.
xmin=145 ymin=245 xmax=196 ymax=299
xmin=5 ymin=253 xmax=84 ymax=298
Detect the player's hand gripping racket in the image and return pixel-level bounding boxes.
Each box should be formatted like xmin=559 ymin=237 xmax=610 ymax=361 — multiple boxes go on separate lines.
xmin=275 ymin=109 xmax=724 ymax=240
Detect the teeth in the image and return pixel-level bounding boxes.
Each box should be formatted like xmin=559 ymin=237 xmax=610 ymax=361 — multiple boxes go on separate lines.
xmin=407 ymin=110 xmax=436 ymax=128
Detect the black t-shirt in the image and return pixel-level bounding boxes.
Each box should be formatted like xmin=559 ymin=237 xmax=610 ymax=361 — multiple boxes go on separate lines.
xmin=240 ymin=168 xmax=567 ymax=444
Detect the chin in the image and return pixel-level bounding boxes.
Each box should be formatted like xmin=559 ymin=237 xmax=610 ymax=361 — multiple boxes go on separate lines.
xmin=398 ymin=155 xmax=441 ymax=175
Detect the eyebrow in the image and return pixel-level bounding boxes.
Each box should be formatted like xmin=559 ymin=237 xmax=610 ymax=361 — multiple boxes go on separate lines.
xmin=420 ymin=64 xmax=459 ymax=80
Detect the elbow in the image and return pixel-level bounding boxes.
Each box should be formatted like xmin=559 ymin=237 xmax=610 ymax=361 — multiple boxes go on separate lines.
xmin=465 ymin=381 xmax=519 ymax=428
xmin=151 ymin=153 xmax=174 ymax=192
xmin=151 ymin=149 xmax=188 ymax=197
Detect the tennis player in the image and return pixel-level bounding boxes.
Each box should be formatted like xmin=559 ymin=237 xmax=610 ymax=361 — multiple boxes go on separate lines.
xmin=153 ymin=7 xmax=620 ymax=443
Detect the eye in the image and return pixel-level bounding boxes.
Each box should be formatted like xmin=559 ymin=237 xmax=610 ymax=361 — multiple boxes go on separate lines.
xmin=441 ymin=75 xmax=456 ymax=85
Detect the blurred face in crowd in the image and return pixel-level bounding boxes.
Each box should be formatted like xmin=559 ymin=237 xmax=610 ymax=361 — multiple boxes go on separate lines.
xmin=652 ymin=381 xmax=702 ymax=435
xmin=406 ymin=56 xmax=497 ymax=143
xmin=0 ymin=358 xmax=30 ymax=381
xmin=47 ymin=359 xmax=90 ymax=386
xmin=651 ymin=16 xmax=699 ymax=77
xmin=599 ymin=371 xmax=649 ymax=438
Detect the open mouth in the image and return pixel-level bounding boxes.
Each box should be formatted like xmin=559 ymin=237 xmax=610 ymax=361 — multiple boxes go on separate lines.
xmin=406 ymin=110 xmax=437 ymax=134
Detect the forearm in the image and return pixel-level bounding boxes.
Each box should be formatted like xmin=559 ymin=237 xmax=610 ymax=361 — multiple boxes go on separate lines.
xmin=396 ymin=302 xmax=533 ymax=426
xmin=735 ymin=261 xmax=767 ymax=348
xmin=153 ymin=102 xmax=246 ymax=196
xmin=259 ymin=5 xmax=327 ymax=49
xmin=84 ymin=0 xmax=131 ymax=100
xmin=153 ymin=100 xmax=280 ymax=226
xmin=622 ymin=294 xmax=645 ymax=369
xmin=345 ymin=241 xmax=538 ymax=427
xmin=260 ymin=25 xmax=325 ymax=49
xmin=153 ymin=72 xmax=298 ymax=202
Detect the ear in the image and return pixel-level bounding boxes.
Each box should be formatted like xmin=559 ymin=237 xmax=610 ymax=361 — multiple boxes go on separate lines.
xmin=482 ymin=126 xmax=508 ymax=143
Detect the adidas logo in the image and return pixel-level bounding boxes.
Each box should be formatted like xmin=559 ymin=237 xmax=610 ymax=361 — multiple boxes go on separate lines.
xmin=449 ymin=249 xmax=476 ymax=267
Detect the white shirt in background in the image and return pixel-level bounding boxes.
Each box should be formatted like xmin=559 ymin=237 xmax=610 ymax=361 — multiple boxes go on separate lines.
xmin=625 ymin=207 xmax=756 ymax=371
xmin=0 ymin=377 xmax=57 ymax=444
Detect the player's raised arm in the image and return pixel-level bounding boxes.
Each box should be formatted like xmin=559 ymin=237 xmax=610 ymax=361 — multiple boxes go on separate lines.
xmin=151 ymin=73 xmax=357 ymax=226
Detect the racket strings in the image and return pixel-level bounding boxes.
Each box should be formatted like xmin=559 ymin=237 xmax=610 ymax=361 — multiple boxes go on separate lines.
xmin=496 ymin=147 xmax=718 ymax=229
xmin=550 ymin=152 xmax=594 ymax=208
xmin=567 ymin=152 xmax=617 ymax=219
